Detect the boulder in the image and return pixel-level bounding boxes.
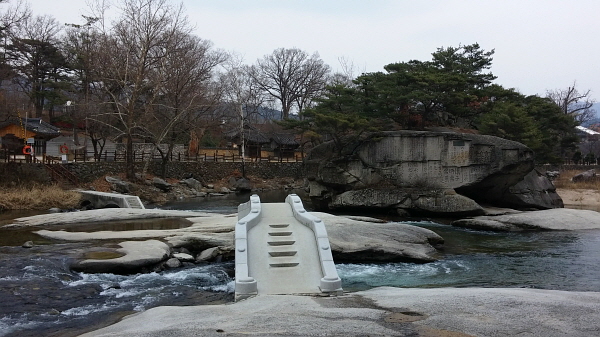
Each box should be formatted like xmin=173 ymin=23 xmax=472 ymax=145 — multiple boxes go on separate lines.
xmin=451 ymin=208 xmax=600 ymax=231
xmin=316 ymin=212 xmax=444 ymax=262
xmin=164 ymin=257 xmax=182 ymax=269
xmin=496 ymin=168 xmax=564 ymax=209
xmin=105 ymin=176 xmax=131 ymax=194
xmin=152 ymin=177 xmax=172 ymax=192
xmin=306 ymin=130 xmax=546 ymax=216
xmin=572 ymin=169 xmax=596 ymax=182
xmin=233 ymin=177 xmax=252 ymax=192
xmin=173 ymin=252 xmax=195 ymax=262
xmin=195 ymin=246 xmax=234 ymax=262
xmin=180 ymin=178 xmax=202 ymax=191
xmin=546 ymin=170 xmax=560 ymax=180
xmin=196 ymin=247 xmax=219 ymax=262
xmin=71 ymin=239 xmax=171 ymax=274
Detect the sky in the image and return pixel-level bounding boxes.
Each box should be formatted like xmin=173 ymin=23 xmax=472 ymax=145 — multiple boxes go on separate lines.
xmin=21 ymin=0 xmax=600 ymax=99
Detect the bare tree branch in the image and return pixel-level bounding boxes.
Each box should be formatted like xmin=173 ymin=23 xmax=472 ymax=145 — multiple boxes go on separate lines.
xmin=547 ymin=81 xmax=596 ymax=124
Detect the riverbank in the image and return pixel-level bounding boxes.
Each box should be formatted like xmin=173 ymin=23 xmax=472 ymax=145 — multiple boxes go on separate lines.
xmin=556 ymin=188 xmax=600 ymax=210
xmin=0 ymin=185 xmax=80 ymax=211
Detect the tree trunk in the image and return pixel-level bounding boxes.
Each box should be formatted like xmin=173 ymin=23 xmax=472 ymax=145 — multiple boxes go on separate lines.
xmin=126 ymin=134 xmax=135 ymax=180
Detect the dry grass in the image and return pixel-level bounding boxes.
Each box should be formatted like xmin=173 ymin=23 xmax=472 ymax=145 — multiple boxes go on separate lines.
xmin=0 ymin=185 xmax=81 ymax=210
xmin=552 ymin=169 xmax=600 ymax=190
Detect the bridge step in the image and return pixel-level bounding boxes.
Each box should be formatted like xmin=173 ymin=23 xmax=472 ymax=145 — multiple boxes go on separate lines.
xmin=268 ymin=240 xmax=296 ymax=246
xmin=270 ymin=262 xmax=300 ymax=267
xmin=269 ymin=231 xmax=293 ymax=236
xmin=269 ymin=224 xmax=289 ymax=228
xmin=269 ymin=250 xmax=297 ymax=257
xmin=269 ymin=256 xmax=300 ymax=268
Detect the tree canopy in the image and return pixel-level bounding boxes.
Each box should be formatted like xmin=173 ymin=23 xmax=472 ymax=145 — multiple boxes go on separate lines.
xmin=290 ymin=43 xmax=579 ymax=163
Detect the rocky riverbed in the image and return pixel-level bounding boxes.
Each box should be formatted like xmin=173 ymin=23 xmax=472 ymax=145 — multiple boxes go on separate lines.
xmin=5 ymin=188 xmax=600 ymax=337
xmin=9 ymin=208 xmax=445 ymax=275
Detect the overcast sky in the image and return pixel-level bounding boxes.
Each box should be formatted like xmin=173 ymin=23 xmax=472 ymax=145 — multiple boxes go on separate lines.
xmin=23 ymin=0 xmax=600 ymax=99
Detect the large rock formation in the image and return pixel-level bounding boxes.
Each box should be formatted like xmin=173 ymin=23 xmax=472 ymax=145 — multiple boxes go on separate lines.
xmin=306 ymin=130 xmax=559 ymax=216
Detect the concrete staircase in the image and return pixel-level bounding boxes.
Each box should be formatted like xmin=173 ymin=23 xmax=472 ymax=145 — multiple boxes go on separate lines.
xmin=124 ymin=196 xmax=145 ymax=209
xmin=234 ymin=194 xmax=342 ymax=301
xmin=267 ymin=223 xmax=299 ymax=267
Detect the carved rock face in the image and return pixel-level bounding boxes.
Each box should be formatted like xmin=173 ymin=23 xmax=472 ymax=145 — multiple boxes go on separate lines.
xmin=306 ymin=131 xmax=556 ymax=215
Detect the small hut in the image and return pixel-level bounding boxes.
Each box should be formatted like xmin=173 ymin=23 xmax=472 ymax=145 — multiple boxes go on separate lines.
xmin=269 ymin=133 xmax=300 ymax=159
xmin=0 ymin=118 xmax=60 ymax=155
xmin=225 ymin=124 xmax=271 ymax=158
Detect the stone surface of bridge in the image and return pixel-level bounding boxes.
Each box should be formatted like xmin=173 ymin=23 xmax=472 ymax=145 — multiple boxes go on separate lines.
xmin=235 ymin=194 xmax=342 ymax=300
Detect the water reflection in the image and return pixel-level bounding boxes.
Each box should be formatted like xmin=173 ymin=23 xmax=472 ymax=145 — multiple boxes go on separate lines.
xmin=56 ymin=218 xmax=193 ymax=232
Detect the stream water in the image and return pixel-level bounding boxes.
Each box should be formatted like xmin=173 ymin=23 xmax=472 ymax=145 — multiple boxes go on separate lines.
xmin=1 ymin=190 xmax=600 ymax=336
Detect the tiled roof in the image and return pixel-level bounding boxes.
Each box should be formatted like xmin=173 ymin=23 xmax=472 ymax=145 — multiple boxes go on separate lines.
xmin=0 ymin=118 xmax=60 ymax=137
xmin=225 ymin=126 xmax=271 ymax=144
xmin=271 ymin=133 xmax=299 ymax=146
xmin=23 ymin=118 xmax=61 ymax=136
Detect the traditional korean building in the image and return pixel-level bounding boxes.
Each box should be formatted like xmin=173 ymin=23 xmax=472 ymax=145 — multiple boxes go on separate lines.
xmin=0 ymin=118 xmax=61 ymax=155
xmin=225 ymin=124 xmax=300 ymax=159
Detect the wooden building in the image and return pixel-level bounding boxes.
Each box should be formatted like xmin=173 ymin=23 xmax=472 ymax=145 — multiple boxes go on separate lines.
xmin=0 ymin=118 xmax=61 ymax=155
xmin=225 ymin=125 xmax=299 ymax=159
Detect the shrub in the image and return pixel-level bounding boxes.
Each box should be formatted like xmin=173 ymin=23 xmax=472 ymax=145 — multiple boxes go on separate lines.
xmin=0 ymin=185 xmax=81 ymax=210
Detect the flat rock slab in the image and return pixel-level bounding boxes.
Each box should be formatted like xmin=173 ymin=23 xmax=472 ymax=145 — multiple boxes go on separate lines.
xmin=79 ymin=287 xmax=600 ymax=337
xmin=5 ymin=208 xmax=207 ymax=227
xmin=316 ymin=212 xmax=444 ymax=262
xmin=452 ymin=208 xmax=600 ymax=231
xmin=29 ymin=209 xmax=444 ymax=263
xmin=72 ymin=240 xmax=171 ymax=274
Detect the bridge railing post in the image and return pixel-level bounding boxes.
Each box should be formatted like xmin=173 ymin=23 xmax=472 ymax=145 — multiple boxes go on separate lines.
xmin=235 ymin=194 xmax=261 ymax=301
xmin=285 ymin=194 xmax=343 ymax=294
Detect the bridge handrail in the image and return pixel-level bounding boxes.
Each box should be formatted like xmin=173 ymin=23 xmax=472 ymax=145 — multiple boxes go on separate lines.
xmin=285 ymin=194 xmax=342 ymax=293
xmin=235 ymin=194 xmax=261 ymax=299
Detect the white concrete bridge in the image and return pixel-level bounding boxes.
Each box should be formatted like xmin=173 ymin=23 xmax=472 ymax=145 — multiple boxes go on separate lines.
xmin=235 ymin=194 xmax=342 ymax=300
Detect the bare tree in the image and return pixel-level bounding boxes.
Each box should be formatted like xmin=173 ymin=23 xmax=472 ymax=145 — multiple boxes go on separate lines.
xmin=0 ymin=0 xmax=29 ymax=28
xmin=547 ymin=81 xmax=597 ymax=124
xmin=62 ymin=17 xmax=116 ymax=159
xmin=92 ymin=0 xmax=193 ymax=179
xmin=141 ymin=31 xmax=227 ymax=177
xmin=249 ymin=48 xmax=330 ymax=119
xmin=220 ymin=53 xmax=266 ymax=122
xmin=294 ymin=54 xmax=330 ymax=115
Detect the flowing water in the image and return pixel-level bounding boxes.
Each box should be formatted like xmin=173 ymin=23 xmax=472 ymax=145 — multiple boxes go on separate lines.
xmin=1 ymin=190 xmax=600 ymax=336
